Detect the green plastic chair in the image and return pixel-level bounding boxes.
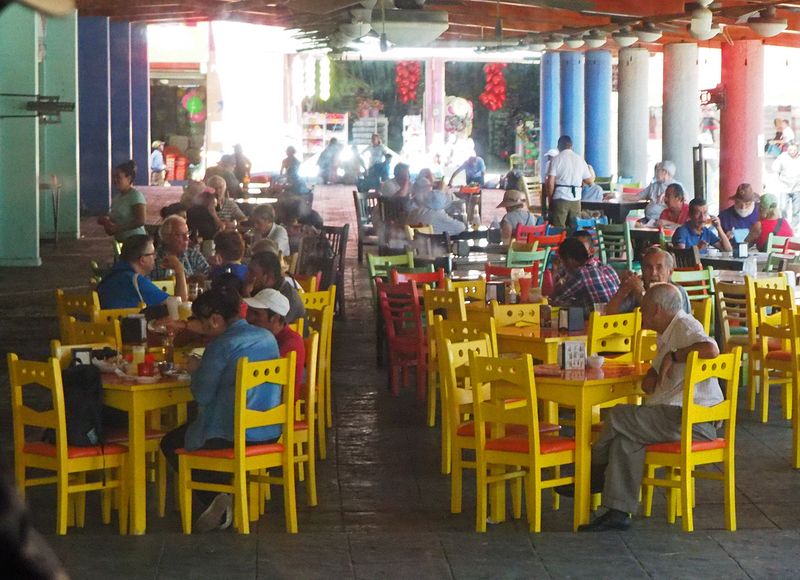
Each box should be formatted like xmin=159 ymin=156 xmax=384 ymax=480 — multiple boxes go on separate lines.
xmin=671 ymin=266 xmax=716 ymax=329
xmin=367 ymin=251 xmax=415 ymax=279
xmin=765 ymin=233 xmax=791 ymax=254
xmin=597 ymin=222 xmax=636 ymax=272
xmin=506 ymin=246 xmax=549 ymax=270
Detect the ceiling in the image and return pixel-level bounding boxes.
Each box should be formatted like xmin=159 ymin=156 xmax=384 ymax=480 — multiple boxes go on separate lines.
xmin=74 ymin=0 xmax=800 ymax=51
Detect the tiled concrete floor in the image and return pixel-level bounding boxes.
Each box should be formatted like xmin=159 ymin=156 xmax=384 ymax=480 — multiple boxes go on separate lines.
xmin=3 ymin=185 xmax=800 ymax=578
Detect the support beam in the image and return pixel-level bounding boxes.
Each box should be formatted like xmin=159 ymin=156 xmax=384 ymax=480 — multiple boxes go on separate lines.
xmin=585 ymin=50 xmax=611 ymax=177
xmin=110 ymin=20 xmax=132 ymax=170
xmin=78 ymin=16 xmax=111 ymax=214
xmin=130 ymin=22 xmax=150 ymax=187
xmin=617 ymin=47 xmax=650 ymax=185
xmin=0 ymin=5 xmax=40 ymax=266
xmin=424 ymin=57 xmax=446 ymax=154
xmin=663 ymin=42 xmax=699 ymax=195
xmin=560 ymin=51 xmax=585 ymax=155
xmin=719 ymin=40 xmax=764 ymax=210
xmin=539 ymin=50 xmax=560 ymax=178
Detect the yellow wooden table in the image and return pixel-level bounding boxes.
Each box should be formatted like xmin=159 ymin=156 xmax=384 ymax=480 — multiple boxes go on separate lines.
xmin=496 ymin=325 xmax=587 ymax=364
xmin=103 ymin=374 xmax=192 ymax=535
xmin=533 ymin=363 xmax=647 ymax=530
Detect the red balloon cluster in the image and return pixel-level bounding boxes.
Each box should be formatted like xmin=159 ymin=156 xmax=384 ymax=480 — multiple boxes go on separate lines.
xmin=479 ymin=63 xmax=507 ymax=111
xmin=395 ymin=61 xmax=421 ymax=104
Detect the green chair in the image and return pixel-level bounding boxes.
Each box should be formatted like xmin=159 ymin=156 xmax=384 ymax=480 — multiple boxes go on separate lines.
xmin=506 ymin=246 xmax=549 ymax=270
xmin=597 ymin=222 xmax=636 ymax=272
xmin=765 ymin=233 xmax=791 ymax=254
xmin=671 ymin=266 xmax=716 ymax=329
xmin=367 ymin=251 xmax=415 ymax=280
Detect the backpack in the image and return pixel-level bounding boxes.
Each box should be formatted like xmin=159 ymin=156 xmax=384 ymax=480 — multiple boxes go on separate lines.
xmin=44 ymin=362 xmax=104 ymax=447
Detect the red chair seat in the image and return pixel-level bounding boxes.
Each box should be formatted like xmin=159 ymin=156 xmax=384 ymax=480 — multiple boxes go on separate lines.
xmin=456 ymin=421 xmax=560 ymax=437
xmin=645 ymin=438 xmax=726 ymax=454
xmin=295 ymin=420 xmax=308 ymax=431
xmin=176 ymin=443 xmax=284 ymax=458
xmin=104 ymin=427 xmax=166 ymax=444
xmin=484 ymin=435 xmax=576 ymax=454
xmin=752 ymin=338 xmax=784 ymax=352
xmin=765 ymin=350 xmax=793 ymax=361
xmin=24 ymin=441 xmax=128 ymax=459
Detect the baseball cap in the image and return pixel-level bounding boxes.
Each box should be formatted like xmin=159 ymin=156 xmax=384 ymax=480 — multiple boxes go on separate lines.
xmin=759 ymin=193 xmax=778 ymax=209
xmin=243 ymin=288 xmax=290 ymax=317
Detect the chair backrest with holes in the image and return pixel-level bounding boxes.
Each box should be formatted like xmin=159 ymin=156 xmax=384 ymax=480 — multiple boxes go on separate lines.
xmin=633 ymin=330 xmax=658 ymax=363
xmin=754 ymin=286 xmax=797 ymax=351
xmin=446 ymin=278 xmax=487 ymax=303
xmin=424 ymin=287 xmax=466 ymax=324
xmin=61 ymin=316 xmax=121 ymax=349
xmin=715 ymin=282 xmax=748 ymax=350
xmin=435 ymin=315 xmax=498 ymax=358
xmin=490 ymin=301 xmax=541 ymax=328
xmin=151 ymin=278 xmax=176 ymax=295
xmin=91 ymin=305 xmax=143 ymax=324
xmin=587 ymin=309 xmax=641 ymax=360
xmin=438 ymin=335 xmax=493 ymax=433
xmin=55 ymin=289 xmax=100 ymax=323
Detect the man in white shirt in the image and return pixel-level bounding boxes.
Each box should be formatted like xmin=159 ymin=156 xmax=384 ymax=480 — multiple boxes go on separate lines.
xmin=545 ymin=135 xmax=594 ymax=229
xmin=772 ymin=143 xmax=800 ymax=229
xmin=577 ymin=283 xmax=722 ymax=532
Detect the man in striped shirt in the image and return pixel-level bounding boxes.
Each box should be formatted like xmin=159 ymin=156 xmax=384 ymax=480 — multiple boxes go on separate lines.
xmin=550 ymin=237 xmax=619 ymax=311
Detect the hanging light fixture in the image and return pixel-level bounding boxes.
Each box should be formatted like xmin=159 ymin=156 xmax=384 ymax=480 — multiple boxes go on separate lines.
xmin=748 ymin=6 xmax=787 ymax=38
xmin=612 ymin=26 xmax=638 ymax=47
xmin=583 ymin=29 xmax=606 ymax=48
xmin=544 ymin=35 xmax=563 ymax=50
xmin=634 ymin=22 xmax=662 ymax=43
xmin=689 ymin=23 xmax=720 ymax=41
xmin=565 ymin=35 xmax=585 ymax=49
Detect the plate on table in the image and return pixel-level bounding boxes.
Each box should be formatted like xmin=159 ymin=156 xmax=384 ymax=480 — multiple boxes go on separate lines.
xmin=134 ymin=375 xmax=160 ymax=384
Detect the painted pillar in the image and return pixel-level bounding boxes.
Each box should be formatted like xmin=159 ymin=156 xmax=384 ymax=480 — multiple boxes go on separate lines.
xmin=78 ymin=16 xmax=111 ymax=214
xmin=424 ymin=57 xmax=446 ymax=153
xmin=719 ymin=40 xmax=764 ymax=209
xmin=0 ymin=5 xmax=40 ymax=266
xmin=584 ymin=50 xmax=612 ymax=178
xmin=539 ymin=51 xmax=560 ymax=178
xmin=663 ymin=43 xmax=699 ymax=195
xmin=560 ymin=51 xmax=585 ymax=155
xmin=40 ymin=10 xmax=80 ymax=241
xmin=617 ymin=47 xmax=650 ymax=185
xmin=109 ymin=20 xmax=131 ymax=170
xmin=130 ymin=23 xmax=150 ymax=186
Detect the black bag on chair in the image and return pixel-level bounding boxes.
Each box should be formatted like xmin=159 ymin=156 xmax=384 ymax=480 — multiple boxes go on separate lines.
xmin=44 ymin=362 xmax=104 ymax=446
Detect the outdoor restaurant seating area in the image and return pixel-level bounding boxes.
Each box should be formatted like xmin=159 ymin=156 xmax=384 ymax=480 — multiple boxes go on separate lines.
xmin=6 ymin=185 xmax=800 ymax=577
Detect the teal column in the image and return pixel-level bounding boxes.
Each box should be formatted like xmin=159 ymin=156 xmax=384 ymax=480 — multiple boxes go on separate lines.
xmin=0 ymin=5 xmax=41 ymax=266
xmin=40 ymin=9 xmax=80 ymax=240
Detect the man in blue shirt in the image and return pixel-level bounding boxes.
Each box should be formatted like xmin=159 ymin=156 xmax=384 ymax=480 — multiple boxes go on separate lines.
xmin=672 ymin=198 xmax=732 ymax=253
xmin=449 ymin=153 xmax=486 ymax=187
xmin=718 ymin=183 xmax=760 ymax=238
xmin=96 ymin=235 xmax=182 ymax=309
xmin=149 ymin=140 xmax=166 ymax=186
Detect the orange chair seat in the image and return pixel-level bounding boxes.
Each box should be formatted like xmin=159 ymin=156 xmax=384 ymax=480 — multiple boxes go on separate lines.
xmin=456 ymin=421 xmax=560 ymax=437
xmin=484 ymin=435 xmax=576 ymax=454
xmin=645 ymin=438 xmax=726 ymax=454
xmin=765 ymin=350 xmax=793 ymax=362
xmin=104 ymin=427 xmax=166 ymax=444
xmin=752 ymin=338 xmax=784 ymax=352
xmin=176 ymin=443 xmax=284 ymax=458
xmin=295 ymin=420 xmax=308 ymax=431
xmin=24 ymin=441 xmax=128 ymax=459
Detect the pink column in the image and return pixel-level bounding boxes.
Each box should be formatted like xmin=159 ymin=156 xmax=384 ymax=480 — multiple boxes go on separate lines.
xmin=424 ymin=57 xmax=445 ymax=152
xmin=719 ymin=41 xmax=764 ymax=210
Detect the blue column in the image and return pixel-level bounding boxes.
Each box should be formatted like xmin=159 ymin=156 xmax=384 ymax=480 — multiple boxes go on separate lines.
xmin=539 ymin=51 xmax=560 ymax=179
xmin=584 ymin=50 xmax=612 ymax=178
xmin=560 ymin=51 xmax=585 ymax=155
xmin=110 ymin=20 xmax=131 ymax=170
xmin=78 ymin=16 xmax=111 ymax=214
xmin=130 ymin=23 xmax=150 ymax=186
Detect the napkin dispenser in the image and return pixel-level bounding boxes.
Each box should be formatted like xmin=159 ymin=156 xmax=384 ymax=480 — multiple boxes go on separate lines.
xmin=558 ymin=341 xmax=586 ymax=370
xmin=734 ymin=243 xmax=748 ymax=259
xmin=732 ymin=229 xmax=749 ymax=258
xmin=558 ymin=307 xmax=585 ymax=332
xmin=121 ymin=314 xmax=147 ymax=345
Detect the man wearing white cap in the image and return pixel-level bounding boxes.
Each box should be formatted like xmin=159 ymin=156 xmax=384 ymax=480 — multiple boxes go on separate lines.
xmin=150 ymin=140 xmax=166 ymax=186
xmin=244 ymin=289 xmax=305 ymax=400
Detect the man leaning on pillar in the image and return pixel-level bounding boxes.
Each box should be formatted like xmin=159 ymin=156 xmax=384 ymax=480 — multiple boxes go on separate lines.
xmin=545 ymin=135 xmax=594 ymax=230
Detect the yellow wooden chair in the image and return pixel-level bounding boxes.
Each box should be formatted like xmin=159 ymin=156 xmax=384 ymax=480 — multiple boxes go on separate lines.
xmin=745 ymin=275 xmax=789 ymax=416
xmin=716 ymin=281 xmax=752 ymax=389
xmin=470 ymin=353 xmax=575 ymax=532
xmin=294 ymin=331 xmax=319 ymax=506
xmin=633 ymin=330 xmax=658 ymax=364
xmin=586 ymin=309 xmax=641 ymax=361
xmin=60 ymin=316 xmax=122 ymax=349
xmin=288 ymin=318 xmax=304 ymax=337
xmin=92 ymin=305 xmax=143 ymax=324
xmin=690 ymin=297 xmax=713 ymax=335
xmin=177 ymin=353 xmax=298 ymax=534
xmin=423 ymin=287 xmax=467 ymax=428
xmin=434 ymin=315 xmax=499 ymax=475
xmin=405 ymin=224 xmax=433 ymax=239
xmin=641 ymin=348 xmax=742 ymax=532
xmin=753 ymin=285 xmax=798 ymax=424
xmin=295 ymin=273 xmax=319 ymax=293
xmin=490 ymin=301 xmax=541 ymax=328
xmin=152 ymin=278 xmax=176 ymax=295
xmin=301 ymin=286 xmax=336 ymax=459
xmin=446 ymin=277 xmax=487 ymax=303
xmin=8 ymin=353 xmax=128 ymax=535
xmin=55 ymin=288 xmax=100 ymax=326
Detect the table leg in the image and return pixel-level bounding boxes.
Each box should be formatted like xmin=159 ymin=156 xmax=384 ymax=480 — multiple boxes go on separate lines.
xmin=128 ymin=398 xmax=147 ymax=535
xmin=573 ymin=401 xmax=593 ymax=530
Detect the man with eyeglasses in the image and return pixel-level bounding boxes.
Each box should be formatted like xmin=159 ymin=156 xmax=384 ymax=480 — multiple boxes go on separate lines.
xmin=97 ymin=235 xmax=186 ymax=309
xmin=150 ymin=215 xmax=210 ymax=281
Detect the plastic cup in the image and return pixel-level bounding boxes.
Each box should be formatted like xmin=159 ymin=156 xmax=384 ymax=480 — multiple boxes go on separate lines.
xmin=518 ymin=276 xmax=532 ymax=303
xmin=166 ymin=298 xmax=180 ymax=321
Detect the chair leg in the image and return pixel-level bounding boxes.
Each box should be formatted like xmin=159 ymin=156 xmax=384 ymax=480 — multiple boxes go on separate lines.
xmin=761 ymin=368 xmax=771 ymax=423
xmin=426 ymin=368 xmax=437 ymax=427
xmin=178 ymin=458 xmax=192 ymax=534
xmin=296 ymin=442 xmax=305 ymax=482
xmin=451 ymin=444 xmax=463 ymax=514
xmin=119 ymin=463 xmax=129 ymax=535
xmin=783 ymin=378 xmax=793 ymax=421
xmin=642 ymin=464 xmax=655 ymax=517
xmin=317 ymin=404 xmax=327 ymax=461
xmin=158 ymin=451 xmax=167 ymax=518
xmin=747 ymin=361 xmax=758 ymax=411
xmin=551 ymin=466 xmax=560 ymax=511
xmin=57 ymin=472 xmax=69 ymax=535
xmin=667 ymin=468 xmax=678 ymax=524
xmin=283 ymin=464 xmax=299 ymax=534
xmin=306 ymin=448 xmax=318 ymax=507
xmin=680 ymin=463 xmax=694 ymax=532
xmin=724 ymin=457 xmax=737 ymax=531
xmin=325 ymin=365 xmax=333 ymax=428
xmin=441 ymin=415 xmax=451 ymax=475
xmin=235 ymin=470 xmax=250 ymax=534
xmin=528 ymin=470 xmax=543 ymax=533
xmin=475 ymin=464 xmax=488 ymax=532
xmin=75 ymin=473 xmax=87 ymax=527
xmin=249 ymin=478 xmax=260 ymax=523
xmin=511 ymin=475 xmax=522 ymax=520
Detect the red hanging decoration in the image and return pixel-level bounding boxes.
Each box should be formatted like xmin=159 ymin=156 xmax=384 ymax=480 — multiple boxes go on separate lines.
xmin=479 ymin=63 xmax=507 ymax=112
xmin=395 ymin=61 xmax=421 ymax=104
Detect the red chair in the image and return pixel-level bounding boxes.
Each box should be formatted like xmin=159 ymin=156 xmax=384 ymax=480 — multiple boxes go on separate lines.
xmin=485 ymin=262 xmax=540 ymax=286
xmin=782 ymin=238 xmax=800 ymax=255
xmin=530 ymin=232 xmax=566 ymax=250
xmin=391 ymin=268 xmax=446 ymax=288
xmin=377 ymin=280 xmax=428 ymax=399
xmin=514 ymin=223 xmax=548 ymax=243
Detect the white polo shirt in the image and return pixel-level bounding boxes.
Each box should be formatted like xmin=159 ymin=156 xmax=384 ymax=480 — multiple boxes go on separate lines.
xmin=647 ymin=310 xmax=723 ymax=408
xmin=547 ymin=149 xmax=592 ymax=201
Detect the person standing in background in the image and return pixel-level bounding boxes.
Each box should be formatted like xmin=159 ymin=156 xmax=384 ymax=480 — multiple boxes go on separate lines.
xmin=545 ymin=135 xmax=594 ymax=230
xmin=150 ymin=141 xmax=166 ymax=186
xmin=772 ymin=143 xmax=800 ymax=229
xmin=99 ymin=160 xmax=146 ymax=242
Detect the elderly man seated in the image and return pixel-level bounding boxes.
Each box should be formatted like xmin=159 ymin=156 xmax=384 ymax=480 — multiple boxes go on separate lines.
xmin=550 ymin=237 xmax=620 ymax=311
xmin=639 ymin=160 xmax=677 ymax=225
xmin=245 ymin=250 xmax=305 ymax=324
xmin=406 ymin=189 xmax=466 ymax=236
xmin=97 ymin=234 xmax=187 ymax=308
xmin=573 ymin=284 xmax=723 ymax=531
xmin=672 ymin=198 xmax=732 ymax=252
xmin=151 ymin=215 xmax=211 ymax=281
xmin=605 ymin=246 xmax=691 ymax=315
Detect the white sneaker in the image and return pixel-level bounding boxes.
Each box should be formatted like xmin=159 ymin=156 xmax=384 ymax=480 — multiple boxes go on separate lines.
xmin=195 ymin=493 xmax=232 ymax=533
